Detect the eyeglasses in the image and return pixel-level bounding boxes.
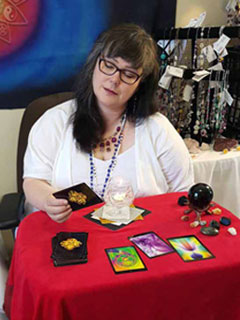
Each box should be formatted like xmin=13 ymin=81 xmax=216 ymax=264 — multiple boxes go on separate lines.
xmin=98 ymin=58 xmax=142 ymax=85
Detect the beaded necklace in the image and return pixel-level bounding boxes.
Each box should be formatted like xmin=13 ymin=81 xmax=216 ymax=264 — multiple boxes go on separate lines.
xmin=97 ymin=125 xmax=121 ymax=152
xmin=89 ymin=114 xmax=127 ymax=200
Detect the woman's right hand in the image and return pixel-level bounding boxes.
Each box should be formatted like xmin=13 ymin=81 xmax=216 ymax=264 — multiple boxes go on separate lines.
xmin=23 ymin=178 xmax=73 ymax=223
xmin=44 ymin=194 xmax=72 ymax=223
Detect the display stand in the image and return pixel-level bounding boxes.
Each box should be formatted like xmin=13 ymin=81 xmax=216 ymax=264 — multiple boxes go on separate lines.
xmin=154 ymin=26 xmax=240 ymax=143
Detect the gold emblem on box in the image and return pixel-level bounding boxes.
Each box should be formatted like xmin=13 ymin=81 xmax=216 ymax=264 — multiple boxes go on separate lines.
xmin=60 ymin=238 xmax=82 ymax=250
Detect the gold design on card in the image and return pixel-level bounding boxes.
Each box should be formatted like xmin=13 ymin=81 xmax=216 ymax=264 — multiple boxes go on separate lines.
xmin=68 ymin=190 xmax=87 ymax=205
xmin=60 ymin=238 xmax=82 ymax=250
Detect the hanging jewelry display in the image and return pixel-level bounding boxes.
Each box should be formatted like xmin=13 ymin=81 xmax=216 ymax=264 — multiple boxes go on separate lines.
xmin=173 ymin=28 xmax=181 ymax=66
xmin=226 ymin=0 xmax=240 ymax=26
xmin=158 ymin=28 xmax=169 ymax=76
xmin=156 ymin=25 xmax=237 ymax=144
xmin=193 ymin=27 xmax=200 ymax=69
xmin=197 ymin=27 xmax=205 ymax=69
xmin=215 ymin=73 xmax=224 ymax=132
xmin=214 ymin=70 xmax=228 ymax=135
xmin=155 ymin=87 xmax=169 ymax=118
xmin=156 ymin=78 xmax=193 ymax=137
xmin=167 ymin=27 xmax=177 ymax=66
xmin=193 ymin=81 xmax=202 ymax=136
xmin=183 ymin=27 xmax=192 ymax=69
xmin=203 ymin=70 xmax=213 ymax=137
xmin=177 ymin=80 xmax=193 ymax=135
xmin=193 ymin=81 xmax=206 ymax=136
xmin=202 ymin=27 xmax=213 ymax=70
xmin=166 ymin=78 xmax=176 ymax=126
xmin=209 ymin=71 xmax=222 ymax=137
xmin=219 ymin=70 xmax=230 ymax=134
xmin=158 ymin=27 xmax=175 ymax=75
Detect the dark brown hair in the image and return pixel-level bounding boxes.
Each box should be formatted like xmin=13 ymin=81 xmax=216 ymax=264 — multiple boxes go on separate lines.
xmin=73 ymin=23 xmax=160 ymax=152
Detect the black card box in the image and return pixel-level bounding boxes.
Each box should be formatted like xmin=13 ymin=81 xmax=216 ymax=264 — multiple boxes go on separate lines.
xmin=51 ymin=232 xmax=88 ymax=267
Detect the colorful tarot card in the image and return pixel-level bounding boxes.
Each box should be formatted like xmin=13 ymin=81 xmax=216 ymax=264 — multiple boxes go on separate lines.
xmin=105 ymin=246 xmax=147 ymax=274
xmin=53 ymin=183 xmax=102 ymax=211
xmin=167 ymin=235 xmax=215 ymax=262
xmin=129 ymin=232 xmax=174 ymax=258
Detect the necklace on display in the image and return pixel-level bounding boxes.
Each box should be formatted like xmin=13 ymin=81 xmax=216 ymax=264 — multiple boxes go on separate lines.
xmin=89 ymin=114 xmax=127 ymax=200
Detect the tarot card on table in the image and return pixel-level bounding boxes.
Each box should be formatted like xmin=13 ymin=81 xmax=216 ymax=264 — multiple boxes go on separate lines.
xmin=105 ymin=246 xmax=147 ymax=274
xmin=167 ymin=235 xmax=215 ymax=262
xmin=129 ymin=231 xmax=174 ymax=258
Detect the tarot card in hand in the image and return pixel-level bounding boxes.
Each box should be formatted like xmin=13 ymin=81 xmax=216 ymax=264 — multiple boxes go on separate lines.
xmin=53 ymin=183 xmax=103 ymax=211
xmin=105 ymin=246 xmax=147 ymax=274
xmin=129 ymin=231 xmax=174 ymax=258
xmin=167 ymin=235 xmax=215 ymax=262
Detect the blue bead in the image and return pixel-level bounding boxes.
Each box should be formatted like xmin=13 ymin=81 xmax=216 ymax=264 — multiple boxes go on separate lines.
xmin=220 ymin=217 xmax=231 ymax=226
xmin=160 ymin=53 xmax=167 ymax=60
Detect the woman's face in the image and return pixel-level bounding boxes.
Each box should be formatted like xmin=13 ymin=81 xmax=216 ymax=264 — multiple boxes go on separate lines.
xmin=92 ymin=56 xmax=142 ymax=112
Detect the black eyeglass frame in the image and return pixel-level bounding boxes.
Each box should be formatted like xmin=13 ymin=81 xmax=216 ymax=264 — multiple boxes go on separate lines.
xmin=98 ymin=58 xmax=142 ymax=85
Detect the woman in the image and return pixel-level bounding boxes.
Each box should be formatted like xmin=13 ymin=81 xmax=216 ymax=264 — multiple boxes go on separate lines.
xmin=23 ymin=23 xmax=194 ymax=223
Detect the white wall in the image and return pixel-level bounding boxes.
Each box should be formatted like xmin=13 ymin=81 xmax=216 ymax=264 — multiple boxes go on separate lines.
xmin=0 ymin=108 xmax=24 ymax=199
xmin=0 ymin=109 xmax=24 ymax=260
xmin=176 ymin=0 xmax=229 ymax=27
xmin=0 ymin=108 xmax=24 ymax=314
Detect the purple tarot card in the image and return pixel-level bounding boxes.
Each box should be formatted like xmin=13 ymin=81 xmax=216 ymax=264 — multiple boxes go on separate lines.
xmin=129 ymin=232 xmax=174 ymax=258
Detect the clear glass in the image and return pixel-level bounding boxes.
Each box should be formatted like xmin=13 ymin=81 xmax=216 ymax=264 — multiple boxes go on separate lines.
xmin=104 ymin=176 xmax=134 ymax=208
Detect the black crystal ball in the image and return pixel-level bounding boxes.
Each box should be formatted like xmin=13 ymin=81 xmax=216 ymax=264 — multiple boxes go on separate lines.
xmin=188 ymin=183 xmax=214 ymax=211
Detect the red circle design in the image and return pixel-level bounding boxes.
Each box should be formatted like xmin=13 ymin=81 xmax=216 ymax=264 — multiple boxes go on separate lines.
xmin=0 ymin=0 xmax=40 ymax=58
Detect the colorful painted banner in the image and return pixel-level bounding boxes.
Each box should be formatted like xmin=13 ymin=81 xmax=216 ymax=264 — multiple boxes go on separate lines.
xmin=0 ymin=0 xmax=176 ymax=109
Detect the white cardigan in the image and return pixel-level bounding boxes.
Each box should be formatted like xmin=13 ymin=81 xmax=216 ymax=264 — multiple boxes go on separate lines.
xmin=24 ymin=99 xmax=194 ymax=199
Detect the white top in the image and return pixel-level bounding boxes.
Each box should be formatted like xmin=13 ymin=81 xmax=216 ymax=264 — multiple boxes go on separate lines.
xmin=91 ymin=146 xmax=137 ymax=196
xmin=23 ymin=99 xmax=194 ymax=204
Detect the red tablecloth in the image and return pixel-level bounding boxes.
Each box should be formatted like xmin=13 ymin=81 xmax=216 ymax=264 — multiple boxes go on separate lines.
xmin=4 ymin=192 xmax=240 ymax=320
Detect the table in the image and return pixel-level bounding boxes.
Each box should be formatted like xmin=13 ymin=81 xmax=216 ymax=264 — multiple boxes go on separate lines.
xmin=4 ymin=193 xmax=240 ymax=320
xmin=192 ymin=149 xmax=240 ymax=218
